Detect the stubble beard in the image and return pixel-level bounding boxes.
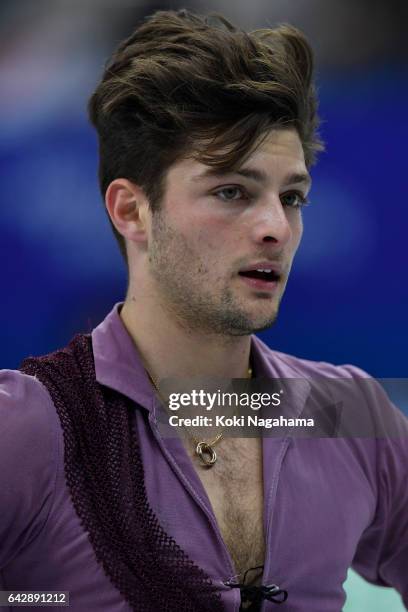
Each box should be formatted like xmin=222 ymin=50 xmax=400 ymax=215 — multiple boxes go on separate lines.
xmin=148 ymin=211 xmax=281 ymax=337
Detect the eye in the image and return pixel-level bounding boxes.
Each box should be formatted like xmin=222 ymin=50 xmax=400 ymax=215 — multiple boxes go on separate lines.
xmin=213 ymin=185 xmax=250 ymax=202
xmin=281 ymin=191 xmax=310 ymax=208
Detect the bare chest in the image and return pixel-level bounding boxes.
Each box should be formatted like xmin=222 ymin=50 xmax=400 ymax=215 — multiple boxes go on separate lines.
xmin=187 ymin=437 xmax=265 ymax=583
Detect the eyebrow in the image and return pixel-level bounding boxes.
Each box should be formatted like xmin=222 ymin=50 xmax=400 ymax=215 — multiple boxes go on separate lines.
xmin=192 ymin=166 xmax=312 ymax=188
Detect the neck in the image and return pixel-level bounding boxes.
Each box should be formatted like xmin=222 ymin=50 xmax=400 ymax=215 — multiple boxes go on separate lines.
xmin=120 ymin=295 xmax=252 ymax=383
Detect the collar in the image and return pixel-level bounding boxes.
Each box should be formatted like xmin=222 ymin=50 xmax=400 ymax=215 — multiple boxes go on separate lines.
xmin=91 ymin=303 xmax=310 ymax=417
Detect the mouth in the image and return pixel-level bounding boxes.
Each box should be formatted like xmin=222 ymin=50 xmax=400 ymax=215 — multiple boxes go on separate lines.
xmin=238 ymin=267 xmax=281 ymax=292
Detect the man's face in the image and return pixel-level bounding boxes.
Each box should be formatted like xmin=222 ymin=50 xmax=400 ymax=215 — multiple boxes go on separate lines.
xmin=146 ymin=128 xmax=311 ymax=336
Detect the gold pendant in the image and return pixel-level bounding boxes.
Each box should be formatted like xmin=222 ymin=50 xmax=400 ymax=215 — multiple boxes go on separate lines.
xmin=195 ymin=441 xmax=217 ymax=467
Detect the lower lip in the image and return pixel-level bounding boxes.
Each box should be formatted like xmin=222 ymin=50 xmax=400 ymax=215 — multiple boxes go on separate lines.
xmin=238 ymin=274 xmax=280 ymax=293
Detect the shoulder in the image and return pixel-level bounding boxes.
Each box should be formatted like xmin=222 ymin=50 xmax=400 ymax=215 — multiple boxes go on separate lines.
xmin=254 ymin=336 xmax=408 ymax=435
xmin=0 ymin=368 xmax=58 ymax=447
xmin=253 ymin=335 xmax=368 ymax=378
xmin=0 ymin=369 xmax=59 ymax=567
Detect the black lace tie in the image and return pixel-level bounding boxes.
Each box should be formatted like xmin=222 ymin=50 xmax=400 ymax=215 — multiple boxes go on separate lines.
xmin=225 ymin=565 xmax=288 ymax=609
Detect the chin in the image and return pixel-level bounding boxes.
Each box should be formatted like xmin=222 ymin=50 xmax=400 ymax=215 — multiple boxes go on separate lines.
xmin=227 ymin=309 xmax=279 ymax=336
xmin=250 ymin=316 xmax=279 ymax=333
xmin=251 ymin=303 xmax=281 ymax=330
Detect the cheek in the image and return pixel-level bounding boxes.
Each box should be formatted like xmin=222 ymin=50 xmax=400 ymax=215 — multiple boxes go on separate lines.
xmin=194 ymin=218 xmax=233 ymax=252
xmin=193 ymin=225 xmax=237 ymax=279
xmin=290 ymin=213 xmax=303 ymax=251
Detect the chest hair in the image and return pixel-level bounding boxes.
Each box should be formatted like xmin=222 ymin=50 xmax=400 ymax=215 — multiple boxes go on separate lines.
xmin=188 ymin=437 xmax=265 ymax=584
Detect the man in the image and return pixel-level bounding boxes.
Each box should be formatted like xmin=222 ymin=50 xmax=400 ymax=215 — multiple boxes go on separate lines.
xmin=1 ymin=9 xmax=407 ymax=612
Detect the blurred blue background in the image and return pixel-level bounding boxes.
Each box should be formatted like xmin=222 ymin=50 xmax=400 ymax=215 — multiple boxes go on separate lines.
xmin=0 ymin=1 xmax=407 ymax=608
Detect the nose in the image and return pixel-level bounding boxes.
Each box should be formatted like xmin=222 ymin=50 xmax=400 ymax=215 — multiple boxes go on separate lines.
xmin=251 ymin=196 xmax=293 ymax=246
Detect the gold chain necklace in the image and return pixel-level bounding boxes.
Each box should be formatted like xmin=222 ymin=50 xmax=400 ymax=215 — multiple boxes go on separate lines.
xmin=146 ymin=366 xmax=252 ymax=467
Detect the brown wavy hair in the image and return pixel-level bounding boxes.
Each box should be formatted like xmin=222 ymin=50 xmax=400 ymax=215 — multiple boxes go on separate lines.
xmin=88 ymin=9 xmax=325 ymax=261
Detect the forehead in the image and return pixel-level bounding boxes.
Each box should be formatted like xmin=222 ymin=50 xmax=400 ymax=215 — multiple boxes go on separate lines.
xmin=167 ymin=128 xmax=309 ymax=187
xmin=250 ymin=127 xmax=305 ymax=161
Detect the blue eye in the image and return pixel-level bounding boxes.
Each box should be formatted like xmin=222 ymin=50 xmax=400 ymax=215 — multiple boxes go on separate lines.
xmin=281 ymin=192 xmax=310 ymax=208
xmin=214 ymin=186 xmax=249 ymax=202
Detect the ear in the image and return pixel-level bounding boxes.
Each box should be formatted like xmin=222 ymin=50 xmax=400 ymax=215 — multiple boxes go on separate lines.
xmin=105 ymin=178 xmax=150 ymax=245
